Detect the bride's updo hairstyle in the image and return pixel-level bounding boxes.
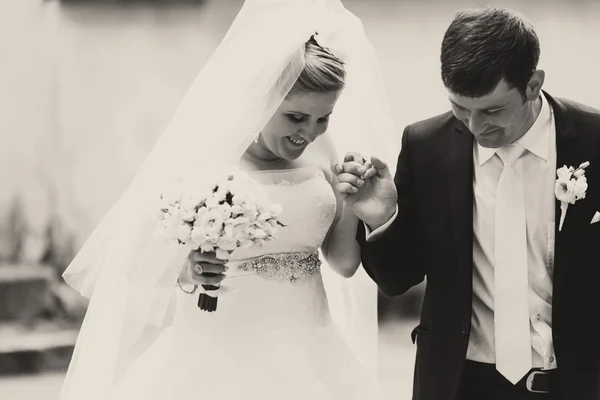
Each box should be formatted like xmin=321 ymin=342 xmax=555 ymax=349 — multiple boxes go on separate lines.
xmin=287 ymin=35 xmax=346 ymax=96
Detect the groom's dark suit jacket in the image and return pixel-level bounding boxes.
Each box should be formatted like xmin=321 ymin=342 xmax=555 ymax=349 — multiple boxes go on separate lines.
xmin=357 ymin=92 xmax=600 ymax=400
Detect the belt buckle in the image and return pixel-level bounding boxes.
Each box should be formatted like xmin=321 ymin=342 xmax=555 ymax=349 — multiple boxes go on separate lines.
xmin=525 ymin=370 xmax=551 ymax=394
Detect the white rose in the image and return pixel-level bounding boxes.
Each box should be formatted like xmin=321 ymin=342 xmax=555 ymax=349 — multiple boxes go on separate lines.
xmin=224 ymin=215 xmax=246 ymax=230
xmin=190 ymin=222 xmax=221 ymax=246
xmin=218 ymin=203 xmax=233 ymax=220
xmin=231 ymin=204 xmax=245 ymax=215
xmin=555 ymin=179 xmax=575 ymax=204
xmin=232 ymin=193 xmax=247 ymax=205
xmin=258 ymin=220 xmax=277 ymax=237
xmin=234 ymin=228 xmax=249 ymax=242
xmin=238 ymin=239 xmax=254 ymax=249
xmin=190 ymin=226 xmax=207 ymax=247
xmin=253 ymin=228 xmax=267 ymax=239
xmin=242 ymin=203 xmax=258 ymax=220
xmin=223 ymin=221 xmax=234 ymax=238
xmin=232 ymin=221 xmax=250 ymax=241
xmin=573 ymin=176 xmax=588 ymax=200
xmin=196 ymin=208 xmax=225 ymax=235
xmin=200 ymin=242 xmax=215 ymax=253
xmin=256 ymin=212 xmax=271 ymax=223
xmin=212 ymin=190 xmax=226 ymax=203
xmin=260 ymin=222 xmax=273 ymax=237
xmin=556 ymin=166 xmax=573 ymax=182
xmin=205 ymin=196 xmax=221 ymax=210
xmin=231 ymin=216 xmax=250 ymax=226
xmin=194 ymin=207 xmax=207 ymax=226
xmin=217 ymin=235 xmax=237 ymax=252
xmin=244 ymin=226 xmax=256 ymax=239
xmin=206 ymin=230 xmax=221 ymax=244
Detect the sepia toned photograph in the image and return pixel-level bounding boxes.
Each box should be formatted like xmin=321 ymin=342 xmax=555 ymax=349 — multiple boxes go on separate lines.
xmin=1 ymin=0 xmax=599 ymax=399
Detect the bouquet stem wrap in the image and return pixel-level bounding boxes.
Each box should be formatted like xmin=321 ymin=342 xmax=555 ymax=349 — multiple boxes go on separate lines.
xmin=198 ymin=284 xmax=220 ymax=311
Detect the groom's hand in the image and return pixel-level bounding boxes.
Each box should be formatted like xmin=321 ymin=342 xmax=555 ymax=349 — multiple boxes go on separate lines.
xmin=332 ymin=153 xmax=397 ymax=231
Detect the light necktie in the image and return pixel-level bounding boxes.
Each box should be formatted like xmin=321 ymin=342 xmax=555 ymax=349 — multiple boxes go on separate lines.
xmin=494 ymin=143 xmax=532 ymax=384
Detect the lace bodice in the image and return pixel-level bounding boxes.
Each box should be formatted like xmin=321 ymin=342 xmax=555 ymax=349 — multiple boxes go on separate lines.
xmin=229 ymin=166 xmax=337 ymax=262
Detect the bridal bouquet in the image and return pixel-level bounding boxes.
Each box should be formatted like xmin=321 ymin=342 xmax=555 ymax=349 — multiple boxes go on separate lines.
xmin=156 ymin=168 xmax=285 ymax=311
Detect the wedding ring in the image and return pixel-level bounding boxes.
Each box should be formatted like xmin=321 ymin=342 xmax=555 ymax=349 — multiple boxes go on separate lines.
xmin=194 ymin=264 xmax=204 ymax=275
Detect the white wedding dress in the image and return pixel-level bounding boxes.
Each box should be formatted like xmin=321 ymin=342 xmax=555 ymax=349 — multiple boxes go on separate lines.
xmin=111 ymin=166 xmax=387 ymax=400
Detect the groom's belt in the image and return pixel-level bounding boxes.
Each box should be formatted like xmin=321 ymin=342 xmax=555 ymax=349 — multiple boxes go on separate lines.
xmin=464 ymin=360 xmax=556 ymax=394
xmin=523 ymin=369 xmax=556 ymax=394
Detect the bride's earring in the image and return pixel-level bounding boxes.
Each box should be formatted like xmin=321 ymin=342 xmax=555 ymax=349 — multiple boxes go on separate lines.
xmin=253 ymin=131 xmax=260 ymax=143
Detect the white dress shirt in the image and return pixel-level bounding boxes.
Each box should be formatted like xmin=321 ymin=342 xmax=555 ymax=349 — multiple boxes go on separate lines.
xmin=366 ymin=93 xmax=558 ymax=370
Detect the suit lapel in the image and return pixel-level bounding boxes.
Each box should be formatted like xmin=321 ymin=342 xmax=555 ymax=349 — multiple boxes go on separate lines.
xmin=546 ymin=92 xmax=579 ymax=306
xmin=448 ymin=120 xmax=475 ymax=279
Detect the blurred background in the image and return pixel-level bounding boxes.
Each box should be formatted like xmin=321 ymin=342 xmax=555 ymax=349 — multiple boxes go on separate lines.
xmin=0 ymin=0 xmax=598 ymax=398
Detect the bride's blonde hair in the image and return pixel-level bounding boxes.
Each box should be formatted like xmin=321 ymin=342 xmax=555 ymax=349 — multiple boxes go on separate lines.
xmin=288 ymin=36 xmax=346 ymax=96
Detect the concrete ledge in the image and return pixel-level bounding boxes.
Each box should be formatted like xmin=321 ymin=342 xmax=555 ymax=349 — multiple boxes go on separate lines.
xmin=0 ymin=265 xmax=54 ymax=322
xmin=0 ymin=322 xmax=78 ymax=375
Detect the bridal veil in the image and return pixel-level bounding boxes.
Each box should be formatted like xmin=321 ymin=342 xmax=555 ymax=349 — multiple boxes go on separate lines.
xmin=60 ymin=1 xmax=400 ymax=398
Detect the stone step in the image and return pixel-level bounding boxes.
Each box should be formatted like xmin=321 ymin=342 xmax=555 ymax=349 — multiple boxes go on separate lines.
xmin=0 ymin=321 xmax=78 ymax=375
xmin=0 ymin=265 xmax=54 ymax=322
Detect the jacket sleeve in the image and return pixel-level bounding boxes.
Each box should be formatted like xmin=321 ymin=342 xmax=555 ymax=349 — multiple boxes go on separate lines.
xmin=356 ymin=125 xmax=426 ymax=296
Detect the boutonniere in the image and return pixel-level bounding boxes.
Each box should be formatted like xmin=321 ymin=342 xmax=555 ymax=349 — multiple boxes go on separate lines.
xmin=555 ymin=161 xmax=590 ymax=231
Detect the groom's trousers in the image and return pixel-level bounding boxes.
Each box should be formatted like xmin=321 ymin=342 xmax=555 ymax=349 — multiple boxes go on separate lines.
xmin=455 ymin=360 xmax=559 ymax=400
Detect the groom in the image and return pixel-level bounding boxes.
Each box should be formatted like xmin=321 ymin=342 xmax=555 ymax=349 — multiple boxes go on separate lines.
xmin=334 ymin=7 xmax=600 ymax=400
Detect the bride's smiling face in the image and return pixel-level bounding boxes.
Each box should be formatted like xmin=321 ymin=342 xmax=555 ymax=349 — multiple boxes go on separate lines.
xmin=254 ymin=91 xmax=341 ymax=161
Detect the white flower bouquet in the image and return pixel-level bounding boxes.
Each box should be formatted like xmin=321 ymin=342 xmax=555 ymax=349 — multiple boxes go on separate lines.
xmin=156 ymin=169 xmax=285 ymax=311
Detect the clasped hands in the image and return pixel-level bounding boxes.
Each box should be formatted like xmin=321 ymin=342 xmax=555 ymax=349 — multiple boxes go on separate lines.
xmin=331 ymin=152 xmax=398 ymax=231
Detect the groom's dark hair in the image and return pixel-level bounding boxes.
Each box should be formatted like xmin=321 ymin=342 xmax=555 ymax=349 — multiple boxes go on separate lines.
xmin=440 ymin=8 xmax=540 ymax=98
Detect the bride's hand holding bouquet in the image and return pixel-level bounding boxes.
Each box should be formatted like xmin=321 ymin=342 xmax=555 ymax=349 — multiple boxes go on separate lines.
xmin=155 ymin=168 xmax=286 ymax=312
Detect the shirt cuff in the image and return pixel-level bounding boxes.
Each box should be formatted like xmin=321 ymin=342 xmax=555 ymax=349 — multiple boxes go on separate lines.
xmin=364 ymin=205 xmax=399 ymax=242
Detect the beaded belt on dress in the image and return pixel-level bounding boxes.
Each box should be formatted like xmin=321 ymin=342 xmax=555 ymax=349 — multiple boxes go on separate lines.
xmin=235 ymin=250 xmax=321 ymax=282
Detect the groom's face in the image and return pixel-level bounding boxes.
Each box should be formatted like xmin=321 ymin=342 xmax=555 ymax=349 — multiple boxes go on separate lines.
xmin=448 ymin=79 xmax=536 ymax=149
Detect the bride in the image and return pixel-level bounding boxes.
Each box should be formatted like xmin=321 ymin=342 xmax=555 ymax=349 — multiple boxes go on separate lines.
xmin=59 ymin=0 xmax=400 ymax=399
